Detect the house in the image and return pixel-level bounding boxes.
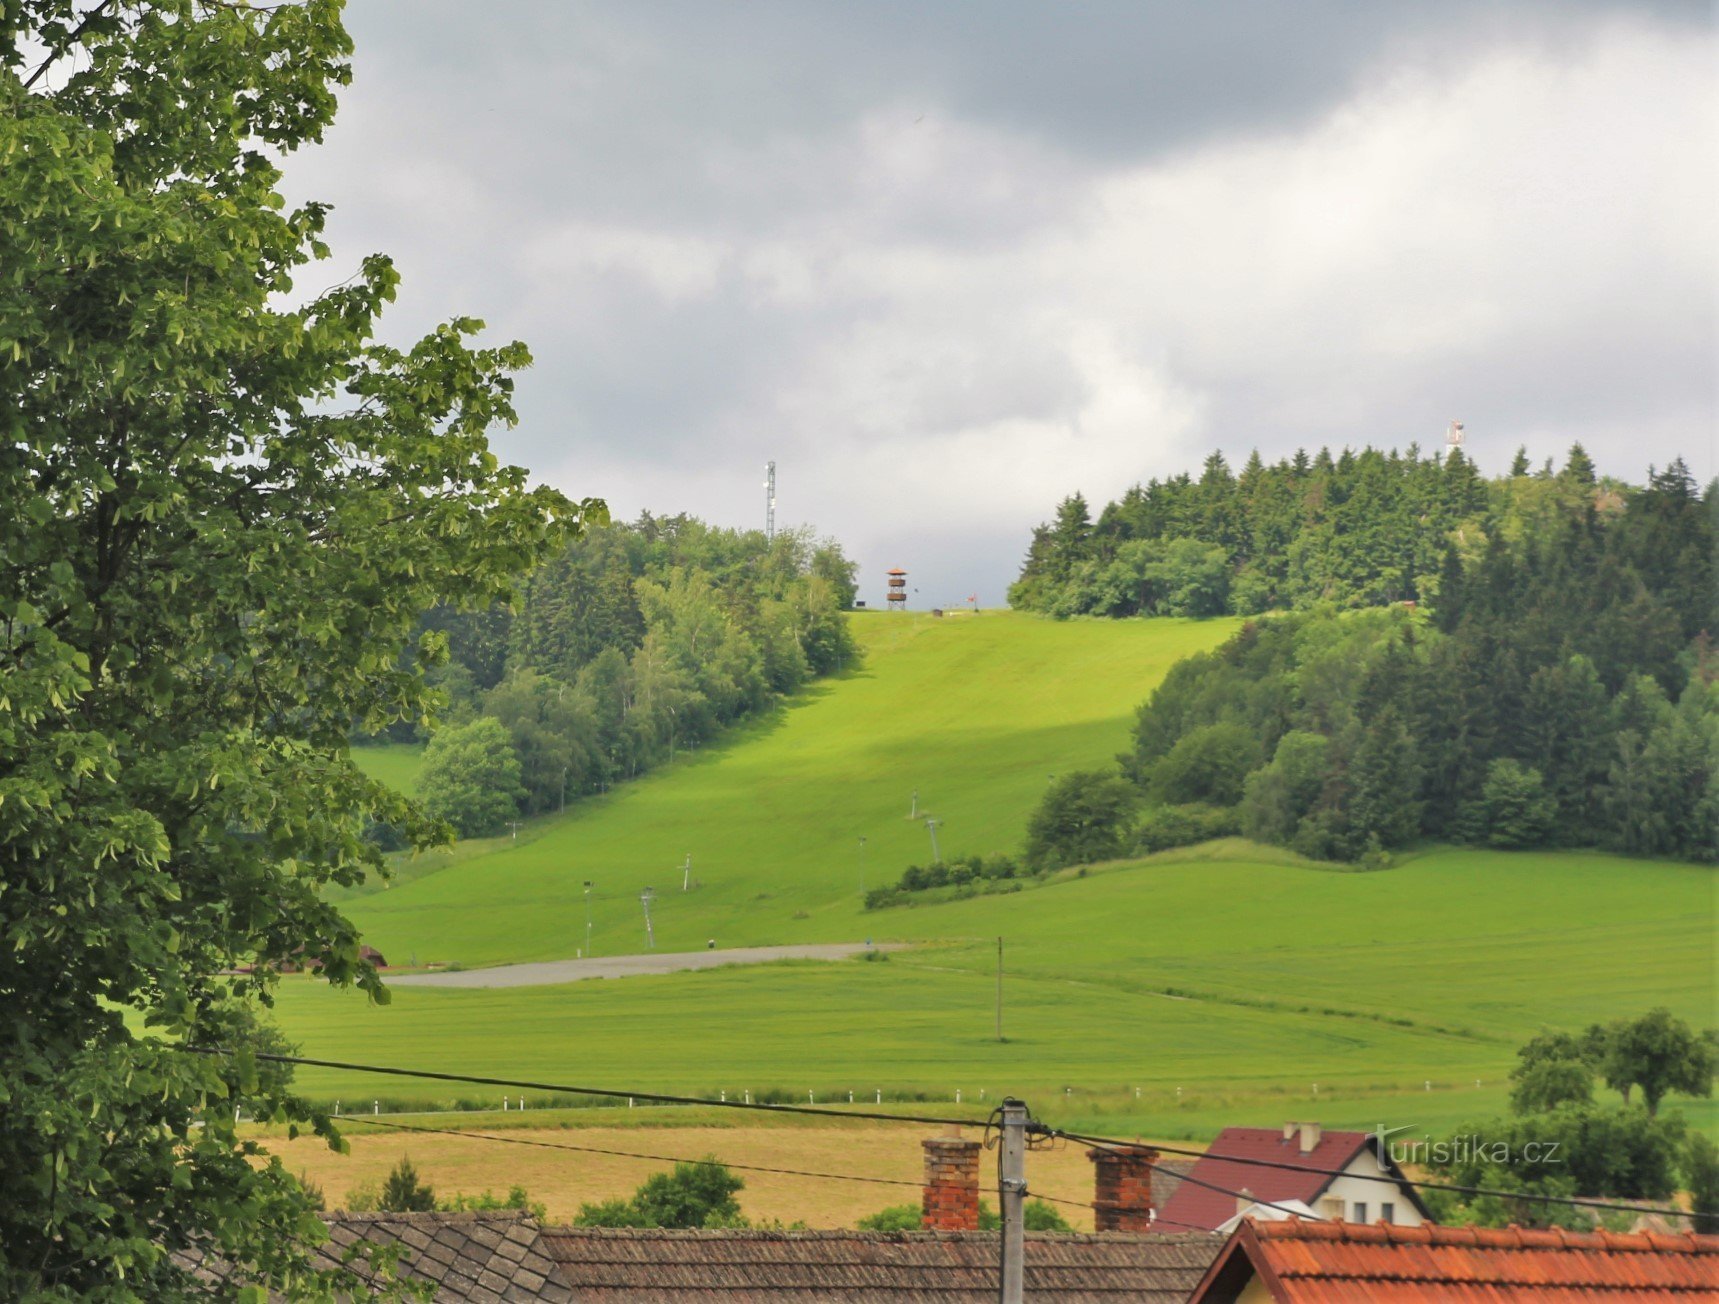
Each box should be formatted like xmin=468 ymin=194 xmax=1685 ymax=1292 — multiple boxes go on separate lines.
xmin=1186 ymin=1218 xmax=1719 ymax=1302
xmin=1153 ymin=1122 xmax=1428 ymax=1233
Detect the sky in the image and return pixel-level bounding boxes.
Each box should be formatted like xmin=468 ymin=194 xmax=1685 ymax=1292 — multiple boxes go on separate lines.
xmin=286 ymin=1 xmax=1716 ymax=606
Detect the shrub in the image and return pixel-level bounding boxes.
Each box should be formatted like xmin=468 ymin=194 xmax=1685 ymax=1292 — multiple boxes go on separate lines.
xmin=1134 ymin=803 xmax=1240 ymax=854
xmin=1025 ymin=771 xmax=1138 ymax=870
xmin=378 ymin=1157 xmax=435 ymax=1213
xmin=576 ymin=1160 xmax=745 ymax=1228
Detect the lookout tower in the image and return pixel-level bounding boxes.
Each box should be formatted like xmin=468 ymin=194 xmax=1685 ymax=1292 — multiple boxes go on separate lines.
xmin=1445 ymin=419 xmax=1465 ymax=450
xmin=886 ymin=568 xmax=908 ymax=610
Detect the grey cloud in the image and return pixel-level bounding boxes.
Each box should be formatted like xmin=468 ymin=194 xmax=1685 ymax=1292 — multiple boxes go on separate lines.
xmin=280 ymin=2 xmax=1714 ymax=607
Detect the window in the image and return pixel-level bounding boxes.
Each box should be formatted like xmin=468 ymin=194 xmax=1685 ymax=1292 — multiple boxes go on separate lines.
xmin=1381 ymin=1201 xmax=1396 ymax=1223
xmin=1351 ymin=1201 xmax=1368 ymax=1223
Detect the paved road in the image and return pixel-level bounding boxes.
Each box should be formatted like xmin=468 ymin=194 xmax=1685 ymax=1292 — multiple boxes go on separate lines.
xmin=387 ymin=943 xmax=901 ymax=989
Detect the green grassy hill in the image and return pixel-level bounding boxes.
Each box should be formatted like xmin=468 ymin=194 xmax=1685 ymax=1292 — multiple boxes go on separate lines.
xmin=343 ymin=611 xmax=1236 ymax=965
xmin=299 ymin=611 xmax=1715 ymax=1137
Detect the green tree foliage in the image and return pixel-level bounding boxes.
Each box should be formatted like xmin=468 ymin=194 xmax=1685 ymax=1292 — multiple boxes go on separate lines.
xmin=1092 ymin=452 xmax=1717 ymax=862
xmin=1426 ymin=1020 xmax=1699 ymax=1229
xmin=422 ymin=517 xmax=858 ymax=809
xmin=856 ymin=1203 xmax=923 ymax=1231
xmin=1686 ymin=1133 xmax=1719 ymax=1234
xmin=0 ymin=2 xmax=590 ymax=1295
xmin=574 ymin=1160 xmax=745 ymax=1229
xmin=1241 ymin=731 xmax=1331 ymax=844
xmin=378 ymin=1158 xmax=436 ymax=1214
xmin=857 ymin=1199 xmax=1070 ymax=1232
xmin=1476 ymin=758 xmax=1557 ymax=849
xmin=1508 ymin=1032 xmax=1595 ymax=1114
xmin=1591 ymin=1008 xmax=1715 ymax=1116
xmin=417 ymin=717 xmax=527 ymax=837
xmin=483 ymin=668 xmax=605 ymax=813
xmin=1426 ymin=1106 xmax=1684 ymax=1230
xmin=1144 ymin=722 xmax=1260 ymax=807
xmin=1024 ymin=770 xmax=1139 ymax=870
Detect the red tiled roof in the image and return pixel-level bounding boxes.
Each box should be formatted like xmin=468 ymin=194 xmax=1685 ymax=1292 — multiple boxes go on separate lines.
xmin=1154 ymin=1128 xmax=1382 ymax=1232
xmin=1192 ymin=1218 xmax=1719 ymax=1302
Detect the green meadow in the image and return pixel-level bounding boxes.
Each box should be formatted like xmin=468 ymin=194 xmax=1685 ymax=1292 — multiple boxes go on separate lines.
xmin=281 ymin=611 xmax=1716 ymax=1138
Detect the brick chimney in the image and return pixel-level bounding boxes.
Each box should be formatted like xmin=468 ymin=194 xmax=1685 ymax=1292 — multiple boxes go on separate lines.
xmin=921 ymin=1129 xmax=982 ymax=1231
xmin=1087 ymin=1145 xmax=1158 ymax=1232
xmin=1297 ymin=1122 xmax=1322 ymax=1154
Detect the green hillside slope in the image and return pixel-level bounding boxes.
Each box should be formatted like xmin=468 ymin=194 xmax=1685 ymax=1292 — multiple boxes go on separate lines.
xmin=340 ymin=611 xmax=1237 ymax=966
xmin=276 ymin=611 xmax=1714 ymax=1136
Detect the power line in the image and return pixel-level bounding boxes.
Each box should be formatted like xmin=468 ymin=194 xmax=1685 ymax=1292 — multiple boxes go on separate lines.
xmin=184 ymin=1047 xmax=1697 ymax=1223
xmin=180 ymin=1046 xmax=981 ymax=1129
xmin=338 ymin=1114 xmax=924 ymax=1194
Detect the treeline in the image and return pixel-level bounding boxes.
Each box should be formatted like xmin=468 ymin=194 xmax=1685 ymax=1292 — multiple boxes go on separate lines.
xmin=394 ymin=516 xmax=859 ymax=836
xmin=1010 ymin=443 xmax=1607 ymax=617
xmin=1024 ymin=456 xmax=1718 ymax=865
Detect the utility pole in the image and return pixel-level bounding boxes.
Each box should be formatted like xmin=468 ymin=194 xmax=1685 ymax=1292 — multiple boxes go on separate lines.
xmin=507 ymin=820 xmax=523 ymax=843
xmin=909 ymin=788 xmax=918 ymax=819
xmin=999 ymin=1098 xmax=1028 ymax=1304
xmin=583 ymin=880 xmax=593 ymax=957
xmin=640 ymin=886 xmax=655 ymax=949
xmin=681 ymin=854 xmax=692 ymax=892
xmin=925 ymin=817 xmax=942 ymax=863
xmin=995 ymin=936 xmax=1004 ymax=1042
xmin=857 ymin=836 xmax=867 ymax=896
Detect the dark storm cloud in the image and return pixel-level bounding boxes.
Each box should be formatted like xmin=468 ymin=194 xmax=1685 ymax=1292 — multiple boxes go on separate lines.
xmin=286 ymin=2 xmax=1716 ymax=604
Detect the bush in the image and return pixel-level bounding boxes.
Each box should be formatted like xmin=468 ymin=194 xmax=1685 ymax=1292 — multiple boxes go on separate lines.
xmin=574 ymin=1159 xmax=745 ymax=1229
xmin=1023 ymin=1199 xmax=1074 ymax=1232
xmin=1133 ymin=803 xmax=1240 ymax=854
xmin=1025 ymin=771 xmax=1138 ymax=870
xmin=378 ymin=1157 xmax=436 ymax=1213
xmin=440 ymin=1185 xmax=548 ymax=1222
xmin=856 ymin=1203 xmax=921 ymax=1231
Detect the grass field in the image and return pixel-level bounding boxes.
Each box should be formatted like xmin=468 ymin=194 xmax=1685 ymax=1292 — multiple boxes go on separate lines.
xmin=296 ymin=611 xmax=1714 ymax=1152
xmin=342 ymin=611 xmax=1239 ymax=966
xmin=352 ymin=742 xmax=424 ymax=798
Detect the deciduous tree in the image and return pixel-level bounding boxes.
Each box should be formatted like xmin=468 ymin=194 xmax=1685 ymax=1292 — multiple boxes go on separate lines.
xmin=0 ymin=3 xmax=591 ymax=1293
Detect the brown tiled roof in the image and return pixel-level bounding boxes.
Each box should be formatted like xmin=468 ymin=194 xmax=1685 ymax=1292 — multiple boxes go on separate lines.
xmin=538 ymin=1226 xmax=1221 ymax=1302
xmin=1191 ymin=1218 xmax=1719 ymax=1302
xmin=316 ymin=1211 xmax=573 ymax=1302
xmin=173 ymin=1210 xmax=572 ymax=1301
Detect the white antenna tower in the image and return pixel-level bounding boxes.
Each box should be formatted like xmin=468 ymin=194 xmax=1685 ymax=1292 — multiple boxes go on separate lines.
xmin=1445 ymin=419 xmax=1465 ymax=450
xmin=764 ymin=461 xmax=777 ymax=541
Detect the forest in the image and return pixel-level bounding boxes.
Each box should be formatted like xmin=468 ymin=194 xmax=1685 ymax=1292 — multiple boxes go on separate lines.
xmin=396 ymin=516 xmax=859 ymax=835
xmin=1011 ymin=443 xmax=1602 ymax=617
xmin=1021 ymin=451 xmax=1718 ymax=864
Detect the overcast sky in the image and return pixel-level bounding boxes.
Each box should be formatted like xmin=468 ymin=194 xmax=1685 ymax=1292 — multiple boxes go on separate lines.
xmin=289 ymin=1 xmax=1715 ymax=605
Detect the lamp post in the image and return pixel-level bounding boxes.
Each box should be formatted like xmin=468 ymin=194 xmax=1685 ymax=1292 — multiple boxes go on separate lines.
xmin=640 ymin=886 xmax=655 ymax=950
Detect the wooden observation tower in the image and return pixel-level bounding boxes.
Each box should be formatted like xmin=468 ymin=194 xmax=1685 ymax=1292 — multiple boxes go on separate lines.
xmin=886 ymin=567 xmax=908 ymax=611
